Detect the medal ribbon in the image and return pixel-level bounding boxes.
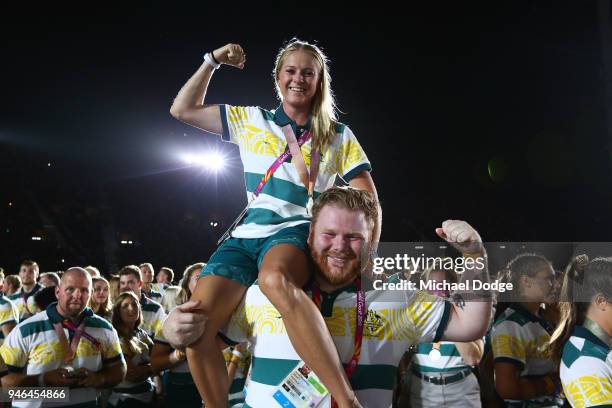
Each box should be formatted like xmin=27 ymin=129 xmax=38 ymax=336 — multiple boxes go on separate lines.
xmin=311 ymin=278 xmax=365 ymax=408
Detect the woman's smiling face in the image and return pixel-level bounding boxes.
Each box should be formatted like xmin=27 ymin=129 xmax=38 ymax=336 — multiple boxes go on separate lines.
xmin=277 ymin=49 xmax=320 ymax=111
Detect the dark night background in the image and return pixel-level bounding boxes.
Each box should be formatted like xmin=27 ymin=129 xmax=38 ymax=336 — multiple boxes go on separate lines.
xmin=1 ymin=2 xmax=611 ymax=277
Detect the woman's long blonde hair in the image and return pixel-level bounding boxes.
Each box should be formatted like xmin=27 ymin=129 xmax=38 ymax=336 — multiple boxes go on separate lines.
xmin=111 ymin=292 xmax=152 ymax=356
xmin=273 ymin=39 xmax=338 ymax=152
xmin=89 ymin=276 xmax=112 ymax=319
xmin=549 ymin=255 xmax=612 ymax=359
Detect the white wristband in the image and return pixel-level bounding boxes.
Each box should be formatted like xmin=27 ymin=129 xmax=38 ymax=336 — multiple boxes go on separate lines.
xmin=232 ymin=349 xmax=244 ymax=359
xmin=203 ymin=53 xmax=221 ymax=69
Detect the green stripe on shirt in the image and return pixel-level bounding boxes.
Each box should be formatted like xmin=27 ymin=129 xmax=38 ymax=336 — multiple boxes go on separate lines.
xmin=244 ymin=172 xmax=321 ymax=207
xmin=250 ymin=357 xmax=299 ymax=385
xmin=242 ymin=208 xmax=309 ymax=226
xmin=19 ymin=319 xmax=54 ymax=337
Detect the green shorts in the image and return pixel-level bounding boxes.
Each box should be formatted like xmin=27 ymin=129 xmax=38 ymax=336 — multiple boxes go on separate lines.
xmin=200 ymin=223 xmax=310 ymax=286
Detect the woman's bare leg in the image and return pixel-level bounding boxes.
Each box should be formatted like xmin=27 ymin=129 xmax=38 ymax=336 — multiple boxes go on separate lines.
xmin=187 ymin=275 xmax=246 ymax=408
xmin=259 ymin=244 xmax=360 ymax=408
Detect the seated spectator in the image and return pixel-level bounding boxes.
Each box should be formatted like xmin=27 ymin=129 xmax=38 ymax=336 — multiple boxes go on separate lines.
xmin=3 ymin=275 xmax=21 ymax=297
xmin=0 ymin=267 xmax=126 ymax=408
xmin=0 ymin=268 xmax=5 ymax=294
xmin=91 ymin=277 xmax=113 ymax=321
xmin=109 ymin=292 xmax=155 ymax=408
xmin=39 ymin=272 xmax=60 ymax=288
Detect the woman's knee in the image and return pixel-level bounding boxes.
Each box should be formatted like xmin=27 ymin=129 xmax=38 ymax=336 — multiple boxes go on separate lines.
xmin=192 ymin=276 xmax=245 ymax=313
xmin=259 ymin=268 xmax=289 ymax=298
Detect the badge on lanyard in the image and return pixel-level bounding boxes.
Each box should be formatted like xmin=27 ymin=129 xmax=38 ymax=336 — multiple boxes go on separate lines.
xmin=272 ymin=361 xmax=330 ymax=408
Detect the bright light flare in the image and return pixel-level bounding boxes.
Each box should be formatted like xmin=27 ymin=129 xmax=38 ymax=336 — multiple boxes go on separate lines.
xmin=181 ymin=152 xmax=225 ymax=171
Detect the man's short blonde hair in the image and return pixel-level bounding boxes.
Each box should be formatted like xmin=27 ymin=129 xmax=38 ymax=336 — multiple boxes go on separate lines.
xmin=311 ymin=186 xmax=378 ymax=233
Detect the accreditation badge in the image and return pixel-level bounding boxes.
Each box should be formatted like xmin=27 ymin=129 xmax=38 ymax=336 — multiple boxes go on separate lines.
xmin=272 ymin=361 xmax=330 ymax=408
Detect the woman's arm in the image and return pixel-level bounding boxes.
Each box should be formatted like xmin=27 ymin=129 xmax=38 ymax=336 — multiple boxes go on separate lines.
xmin=494 ymin=362 xmax=556 ymax=400
xmin=170 ymin=43 xmax=245 ymax=134
xmin=226 ymin=343 xmax=247 ymax=381
xmin=1 ymin=322 xmax=15 ymax=339
xmin=150 ymin=342 xmax=185 ymax=374
xmin=455 ymin=339 xmax=484 ymax=366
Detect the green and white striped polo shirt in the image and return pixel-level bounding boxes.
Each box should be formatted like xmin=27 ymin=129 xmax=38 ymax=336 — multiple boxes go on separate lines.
xmin=143 ymin=287 xmax=162 ymax=303
xmin=413 ymin=341 xmax=471 ymax=374
xmin=139 ymin=294 xmax=166 ymax=339
xmin=0 ymin=295 xmax=19 ymax=373
xmin=560 ymin=325 xmax=612 ymax=408
xmin=9 ymin=283 xmax=42 ymax=321
xmin=152 ymin=283 xmax=169 ymax=296
xmin=0 ymin=303 xmax=124 ymax=408
xmin=220 ymin=104 xmax=371 ymax=239
xmin=492 ymin=303 xmax=561 ymax=407
xmin=109 ymin=329 xmax=154 ymax=405
xmin=223 ymin=281 xmax=450 ymax=408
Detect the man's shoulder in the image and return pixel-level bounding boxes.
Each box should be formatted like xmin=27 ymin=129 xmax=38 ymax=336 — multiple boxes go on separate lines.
xmin=493 ymin=307 xmax=532 ymax=329
xmin=84 ymin=314 xmax=114 ymax=331
xmin=150 ymin=288 xmax=162 ymax=296
xmin=7 ymin=292 xmax=21 ymax=301
xmin=0 ymin=295 xmax=16 ymax=307
xmin=14 ymin=311 xmax=52 ymax=338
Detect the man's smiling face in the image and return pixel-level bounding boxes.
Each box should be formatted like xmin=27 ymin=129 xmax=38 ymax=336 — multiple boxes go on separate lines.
xmin=308 ymin=204 xmax=371 ymax=286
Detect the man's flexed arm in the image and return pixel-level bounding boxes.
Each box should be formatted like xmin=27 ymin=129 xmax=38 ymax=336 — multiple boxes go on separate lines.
xmin=436 ymin=220 xmax=492 ymax=342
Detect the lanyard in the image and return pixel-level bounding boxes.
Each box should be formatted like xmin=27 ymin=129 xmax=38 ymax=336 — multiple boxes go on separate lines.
xmin=21 ymin=285 xmax=39 ymax=317
xmin=282 ymin=125 xmax=320 ymax=214
xmin=311 ymin=278 xmax=365 ymax=379
xmin=254 ymin=126 xmax=313 ymax=199
xmin=53 ymin=320 xmax=103 ymax=364
xmin=217 ymin=128 xmax=313 ymax=245
xmin=22 ymin=292 xmax=33 ymax=317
